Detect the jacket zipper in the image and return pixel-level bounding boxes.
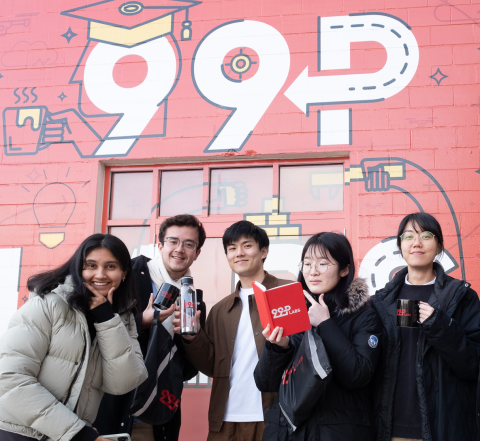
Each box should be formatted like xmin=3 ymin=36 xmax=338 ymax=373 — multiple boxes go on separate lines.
xmin=39 ymin=332 xmax=87 ymax=441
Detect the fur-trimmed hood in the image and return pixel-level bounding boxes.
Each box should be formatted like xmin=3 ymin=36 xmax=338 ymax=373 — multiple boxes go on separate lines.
xmin=337 ymin=278 xmax=370 ymax=316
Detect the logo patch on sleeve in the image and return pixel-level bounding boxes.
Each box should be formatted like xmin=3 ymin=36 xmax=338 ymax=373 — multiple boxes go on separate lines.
xmin=368 ymin=335 xmax=378 ymax=349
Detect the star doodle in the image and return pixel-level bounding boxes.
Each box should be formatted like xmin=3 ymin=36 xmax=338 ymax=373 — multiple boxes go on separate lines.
xmin=61 ymin=27 xmax=78 ymax=44
xmin=429 ymin=68 xmax=448 ymax=86
xmin=58 ymin=92 xmax=67 ymax=102
xmin=26 ymin=167 xmax=42 ymax=183
xmin=22 ymin=296 xmax=28 ymax=303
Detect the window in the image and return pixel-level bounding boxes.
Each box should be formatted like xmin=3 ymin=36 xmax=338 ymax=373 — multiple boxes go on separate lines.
xmin=103 ymin=160 xmax=348 ymax=309
xmin=209 ymin=167 xmax=273 ymax=215
xmin=279 ymin=164 xmax=343 ymax=213
xmin=159 ymin=170 xmax=203 ymax=216
xmin=110 ymin=172 xmax=152 ymax=220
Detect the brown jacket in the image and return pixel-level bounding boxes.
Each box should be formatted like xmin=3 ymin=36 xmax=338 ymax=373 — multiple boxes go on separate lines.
xmin=183 ymin=272 xmax=292 ymax=432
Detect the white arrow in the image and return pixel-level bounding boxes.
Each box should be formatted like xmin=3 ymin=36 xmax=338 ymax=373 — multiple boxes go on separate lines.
xmin=284 ymin=13 xmax=419 ymax=114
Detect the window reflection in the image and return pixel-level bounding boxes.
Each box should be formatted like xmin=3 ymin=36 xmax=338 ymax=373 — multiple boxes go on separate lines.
xmin=110 ymin=172 xmax=153 ymax=220
xmin=209 ymin=168 xmax=273 ymax=215
xmin=160 ymin=170 xmax=204 ymax=217
xmin=109 ymin=226 xmax=151 ymax=258
xmin=279 ymin=165 xmax=343 ymax=213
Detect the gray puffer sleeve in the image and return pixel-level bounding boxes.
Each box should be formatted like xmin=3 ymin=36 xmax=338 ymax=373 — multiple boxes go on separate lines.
xmin=0 ymin=297 xmax=86 ymax=441
xmin=95 ymin=312 xmax=148 ymax=395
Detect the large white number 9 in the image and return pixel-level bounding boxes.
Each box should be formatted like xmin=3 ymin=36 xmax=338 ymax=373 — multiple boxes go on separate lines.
xmin=193 ymin=20 xmax=290 ymax=153
xmin=84 ymin=37 xmax=177 ymax=156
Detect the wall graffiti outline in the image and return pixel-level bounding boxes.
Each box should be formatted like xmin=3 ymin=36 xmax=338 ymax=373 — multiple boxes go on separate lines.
xmin=347 ymin=157 xmax=466 ymax=291
xmin=3 ymin=0 xmax=201 ymax=158
xmin=1 ymin=3 xmax=421 ymax=158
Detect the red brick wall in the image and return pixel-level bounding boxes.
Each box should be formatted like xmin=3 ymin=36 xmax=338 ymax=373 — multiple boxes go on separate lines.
xmin=0 ymin=0 xmax=479 ymax=317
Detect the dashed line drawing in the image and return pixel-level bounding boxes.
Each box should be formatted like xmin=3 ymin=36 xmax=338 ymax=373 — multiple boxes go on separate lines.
xmin=359 ymin=236 xmax=458 ymax=295
xmin=286 ymin=12 xmax=419 ymax=147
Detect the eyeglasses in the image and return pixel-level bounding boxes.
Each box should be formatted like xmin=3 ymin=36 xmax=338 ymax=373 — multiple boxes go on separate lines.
xmin=163 ymin=237 xmax=198 ymax=251
xmin=298 ymin=261 xmax=335 ymax=274
xmin=399 ymin=231 xmax=435 ymax=242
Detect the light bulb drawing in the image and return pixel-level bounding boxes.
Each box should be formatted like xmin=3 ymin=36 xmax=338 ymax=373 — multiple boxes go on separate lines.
xmin=33 ymin=182 xmax=76 ymax=249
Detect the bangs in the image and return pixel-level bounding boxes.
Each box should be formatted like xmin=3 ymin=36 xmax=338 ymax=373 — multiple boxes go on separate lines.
xmin=304 ymin=244 xmax=332 ymax=262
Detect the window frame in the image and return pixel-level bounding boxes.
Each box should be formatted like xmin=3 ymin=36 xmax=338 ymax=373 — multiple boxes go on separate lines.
xmin=102 ymin=157 xmax=351 ymax=242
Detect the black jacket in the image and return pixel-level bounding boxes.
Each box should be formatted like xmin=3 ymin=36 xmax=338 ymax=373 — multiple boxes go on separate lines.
xmin=371 ymin=263 xmax=480 ymax=441
xmin=254 ymin=279 xmax=382 ymax=441
xmin=94 ymin=255 xmax=206 ymax=441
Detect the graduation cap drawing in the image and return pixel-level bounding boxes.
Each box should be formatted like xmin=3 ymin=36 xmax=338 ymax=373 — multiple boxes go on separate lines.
xmin=62 ymin=0 xmax=201 ymax=47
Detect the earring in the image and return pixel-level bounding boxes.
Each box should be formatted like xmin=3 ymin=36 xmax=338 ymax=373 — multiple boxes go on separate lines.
xmin=122 ymin=278 xmax=126 ymax=282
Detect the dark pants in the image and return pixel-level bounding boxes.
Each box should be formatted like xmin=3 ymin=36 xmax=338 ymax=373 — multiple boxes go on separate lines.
xmin=0 ymin=429 xmax=35 ymax=440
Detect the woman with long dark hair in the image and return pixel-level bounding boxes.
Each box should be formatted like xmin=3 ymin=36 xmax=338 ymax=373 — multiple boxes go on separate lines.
xmin=372 ymin=213 xmax=480 ymax=441
xmin=0 ymin=234 xmax=148 ymax=441
xmin=254 ymin=232 xmax=381 ymax=441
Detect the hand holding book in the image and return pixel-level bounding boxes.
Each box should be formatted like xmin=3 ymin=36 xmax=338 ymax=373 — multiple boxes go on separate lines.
xmin=253 ymin=281 xmax=310 ymax=337
xmin=262 ymin=323 xmax=290 ymax=349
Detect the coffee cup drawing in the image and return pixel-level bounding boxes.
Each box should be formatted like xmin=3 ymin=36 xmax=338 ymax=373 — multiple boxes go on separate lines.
xmin=3 ymin=106 xmax=68 ymax=155
xmin=397 ymin=299 xmax=420 ymax=328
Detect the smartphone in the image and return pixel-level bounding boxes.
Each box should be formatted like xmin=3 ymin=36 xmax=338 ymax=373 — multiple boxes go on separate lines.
xmin=102 ymin=435 xmax=131 ymax=441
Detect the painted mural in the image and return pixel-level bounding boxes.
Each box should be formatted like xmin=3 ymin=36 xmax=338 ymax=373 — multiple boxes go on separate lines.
xmin=0 ymin=0 xmax=479 ymax=317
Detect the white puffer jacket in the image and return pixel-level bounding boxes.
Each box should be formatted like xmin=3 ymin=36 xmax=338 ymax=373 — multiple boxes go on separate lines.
xmin=0 ymin=276 xmax=148 ymax=440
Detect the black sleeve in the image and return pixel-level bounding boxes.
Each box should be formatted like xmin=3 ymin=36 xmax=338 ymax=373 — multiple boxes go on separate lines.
xmin=420 ymin=288 xmax=480 ymax=381
xmin=317 ymin=307 xmax=382 ymax=389
xmin=71 ymin=426 xmax=99 ymax=441
xmin=88 ymin=301 xmax=115 ymax=323
xmin=173 ymin=334 xmax=199 ymax=382
xmin=254 ymin=341 xmax=294 ymax=393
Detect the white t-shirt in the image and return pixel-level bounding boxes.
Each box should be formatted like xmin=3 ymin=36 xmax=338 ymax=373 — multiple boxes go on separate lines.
xmin=223 ymin=287 xmax=264 ymax=422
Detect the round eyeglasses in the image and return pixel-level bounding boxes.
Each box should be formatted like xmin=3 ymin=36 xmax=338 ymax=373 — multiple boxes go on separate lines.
xmin=163 ymin=237 xmax=198 ymax=251
xmin=298 ymin=261 xmax=335 ymax=274
xmin=399 ymin=231 xmax=435 ymax=242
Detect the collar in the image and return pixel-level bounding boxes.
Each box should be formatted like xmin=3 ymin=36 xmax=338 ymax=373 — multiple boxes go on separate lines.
xmin=405 ymin=274 xmax=436 ymax=286
xmin=336 ymin=278 xmax=371 ymax=315
xmin=49 ymin=275 xmax=75 ymax=303
xmin=383 ymin=262 xmax=447 ymax=293
xmin=227 ymin=271 xmax=277 ymax=311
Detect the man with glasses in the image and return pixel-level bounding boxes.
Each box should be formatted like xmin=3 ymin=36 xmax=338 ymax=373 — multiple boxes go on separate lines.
xmin=174 ymin=220 xmax=291 ymax=441
xmin=95 ymin=214 xmax=207 ymax=441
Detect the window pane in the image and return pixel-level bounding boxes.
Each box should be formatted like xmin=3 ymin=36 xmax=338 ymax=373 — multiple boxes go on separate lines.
xmin=279 ymin=165 xmax=343 ymax=213
xmin=209 ymin=168 xmax=273 ymax=215
xmin=109 ymin=226 xmax=151 ymax=258
xmin=160 ymin=170 xmax=204 ymax=217
xmin=189 ymin=238 xmax=233 ymax=315
xmin=110 ymin=172 xmax=153 ymax=220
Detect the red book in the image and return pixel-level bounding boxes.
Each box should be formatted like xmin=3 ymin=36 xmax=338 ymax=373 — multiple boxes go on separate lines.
xmin=253 ymin=281 xmax=311 ymax=337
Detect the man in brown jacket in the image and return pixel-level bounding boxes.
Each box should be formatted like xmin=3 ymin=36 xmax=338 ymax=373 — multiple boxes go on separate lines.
xmin=173 ymin=221 xmax=291 ymax=441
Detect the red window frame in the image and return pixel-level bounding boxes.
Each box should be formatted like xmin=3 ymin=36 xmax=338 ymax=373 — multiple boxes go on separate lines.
xmin=102 ymin=157 xmax=352 ymax=242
